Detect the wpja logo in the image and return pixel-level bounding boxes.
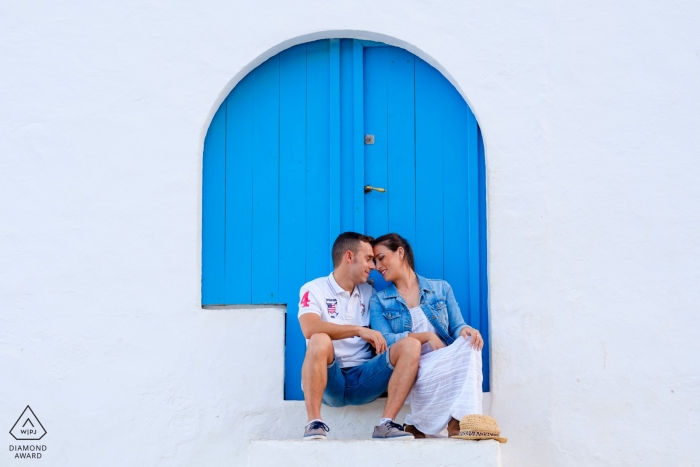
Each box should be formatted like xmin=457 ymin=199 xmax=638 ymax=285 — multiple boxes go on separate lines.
xmin=9 ymin=406 xmax=47 ymax=460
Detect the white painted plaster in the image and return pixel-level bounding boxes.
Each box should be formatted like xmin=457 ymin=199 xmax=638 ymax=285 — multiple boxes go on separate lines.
xmin=248 ymin=439 xmax=502 ymax=467
xmin=1 ymin=1 xmax=699 ymax=466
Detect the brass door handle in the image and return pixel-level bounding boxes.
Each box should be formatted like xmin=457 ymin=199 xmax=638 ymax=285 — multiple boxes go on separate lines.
xmin=364 ymin=185 xmax=387 ymax=194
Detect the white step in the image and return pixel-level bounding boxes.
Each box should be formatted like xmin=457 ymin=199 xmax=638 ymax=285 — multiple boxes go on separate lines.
xmin=248 ymin=439 xmax=502 ymax=467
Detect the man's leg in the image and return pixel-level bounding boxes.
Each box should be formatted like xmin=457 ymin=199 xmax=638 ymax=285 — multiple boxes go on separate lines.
xmin=382 ymin=336 xmax=421 ymax=419
xmin=302 ymin=333 xmax=335 ymax=422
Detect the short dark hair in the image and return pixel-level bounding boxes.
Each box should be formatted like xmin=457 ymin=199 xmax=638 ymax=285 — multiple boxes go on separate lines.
xmin=332 ymin=232 xmax=374 ymax=267
xmin=372 ymin=233 xmax=415 ymax=270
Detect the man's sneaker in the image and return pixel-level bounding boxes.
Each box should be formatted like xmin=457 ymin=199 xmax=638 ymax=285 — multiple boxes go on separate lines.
xmin=372 ymin=420 xmax=415 ymax=440
xmin=303 ymin=420 xmax=330 ymax=440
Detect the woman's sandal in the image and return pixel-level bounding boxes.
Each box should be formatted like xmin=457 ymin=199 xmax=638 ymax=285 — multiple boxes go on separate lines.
xmin=403 ymin=424 xmax=426 ymax=439
xmin=447 ymin=417 xmax=461 ymax=437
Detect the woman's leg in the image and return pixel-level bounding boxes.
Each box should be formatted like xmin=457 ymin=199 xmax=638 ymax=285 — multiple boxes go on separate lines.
xmin=405 ymin=338 xmax=483 ymax=435
xmin=448 ymin=337 xmax=483 ymax=421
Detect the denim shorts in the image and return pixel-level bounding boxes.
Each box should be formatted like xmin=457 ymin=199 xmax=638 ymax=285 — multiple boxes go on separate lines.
xmin=321 ymin=347 xmax=395 ymax=407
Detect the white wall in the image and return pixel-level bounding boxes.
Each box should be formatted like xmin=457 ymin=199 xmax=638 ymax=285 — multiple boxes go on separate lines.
xmin=1 ymin=1 xmax=699 ymax=466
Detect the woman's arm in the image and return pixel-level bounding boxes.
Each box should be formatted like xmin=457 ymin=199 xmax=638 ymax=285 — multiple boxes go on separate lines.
xmin=444 ymin=282 xmax=484 ymax=350
xmin=410 ymin=331 xmax=446 ymax=350
xmin=408 ymin=332 xmax=432 ymax=344
xmin=369 ymin=294 xmax=409 ymax=347
xmin=444 ymin=281 xmax=471 ymax=339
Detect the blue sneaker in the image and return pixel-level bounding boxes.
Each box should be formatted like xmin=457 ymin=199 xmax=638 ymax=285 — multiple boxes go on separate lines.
xmin=303 ymin=420 xmax=330 ymax=440
xmin=372 ymin=420 xmax=414 ymax=440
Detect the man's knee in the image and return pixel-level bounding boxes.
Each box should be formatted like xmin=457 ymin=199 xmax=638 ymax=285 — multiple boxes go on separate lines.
xmin=391 ymin=336 xmax=421 ymax=365
xmin=306 ymin=333 xmax=334 ymax=360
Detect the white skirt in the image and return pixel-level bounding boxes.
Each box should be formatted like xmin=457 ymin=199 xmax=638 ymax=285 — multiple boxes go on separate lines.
xmin=404 ymin=336 xmax=483 ymax=435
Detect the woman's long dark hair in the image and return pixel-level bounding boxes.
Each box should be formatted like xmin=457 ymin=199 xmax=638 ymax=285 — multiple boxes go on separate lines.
xmin=372 ymin=233 xmax=415 ymax=270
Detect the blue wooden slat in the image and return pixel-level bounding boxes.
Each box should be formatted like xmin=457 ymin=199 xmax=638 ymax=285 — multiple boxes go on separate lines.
xmin=442 ymin=84 xmax=471 ymax=320
xmin=305 ymin=40 xmax=331 ymax=280
xmin=339 ymin=39 xmax=356 ymax=233
xmin=357 ymin=40 xmax=385 ymax=48
xmin=202 ymin=102 xmax=226 ymax=305
xmin=415 ymin=58 xmax=444 ymax=279
xmin=251 ymin=56 xmax=280 ymax=303
xmin=329 ymin=39 xmax=341 ymax=248
xmin=478 ymin=126 xmax=490 ymax=392
xmin=363 ymin=47 xmax=389 ymax=238
xmin=225 ymin=75 xmax=254 ymax=303
xmin=279 ymin=44 xmax=308 ymax=400
xmin=386 ymin=48 xmax=416 ymax=247
xmin=363 ymin=46 xmax=389 ymax=290
xmin=466 ymin=109 xmax=480 ymax=329
xmin=352 ymin=40 xmax=365 ymax=233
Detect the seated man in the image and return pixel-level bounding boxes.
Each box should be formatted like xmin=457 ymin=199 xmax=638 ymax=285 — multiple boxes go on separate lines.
xmin=298 ymin=232 xmax=422 ymax=440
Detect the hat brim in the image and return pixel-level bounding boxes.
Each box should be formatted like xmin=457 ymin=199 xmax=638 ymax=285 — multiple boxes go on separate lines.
xmin=451 ymin=435 xmax=507 ymax=443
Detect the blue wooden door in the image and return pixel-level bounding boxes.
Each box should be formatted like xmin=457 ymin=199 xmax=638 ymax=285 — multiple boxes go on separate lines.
xmin=362 ymin=45 xmax=489 ymax=391
xmin=202 ymin=40 xmax=488 ymax=401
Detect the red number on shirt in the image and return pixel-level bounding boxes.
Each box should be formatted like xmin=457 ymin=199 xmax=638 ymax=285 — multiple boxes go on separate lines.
xmin=300 ymin=291 xmax=310 ymax=308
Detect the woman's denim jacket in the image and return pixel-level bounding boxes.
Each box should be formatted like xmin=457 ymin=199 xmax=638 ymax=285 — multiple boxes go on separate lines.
xmin=369 ymin=275 xmax=472 ymax=347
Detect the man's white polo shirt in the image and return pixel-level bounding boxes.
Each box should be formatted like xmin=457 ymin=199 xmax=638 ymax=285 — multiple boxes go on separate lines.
xmin=298 ymin=272 xmax=375 ymax=368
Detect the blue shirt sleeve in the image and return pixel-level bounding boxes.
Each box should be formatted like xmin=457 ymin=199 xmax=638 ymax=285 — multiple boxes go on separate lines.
xmin=444 ymin=281 xmax=472 ymax=339
xmin=369 ymin=294 xmax=409 ymax=347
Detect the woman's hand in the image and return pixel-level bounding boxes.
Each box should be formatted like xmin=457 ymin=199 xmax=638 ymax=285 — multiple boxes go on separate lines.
xmin=427 ymin=333 xmax=446 ymax=351
xmin=460 ymin=327 xmax=484 ymax=350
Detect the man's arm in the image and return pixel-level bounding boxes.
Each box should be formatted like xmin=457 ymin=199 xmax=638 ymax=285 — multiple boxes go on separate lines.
xmin=299 ymin=313 xmax=362 ymax=340
xmin=299 ymin=314 xmax=387 ymax=354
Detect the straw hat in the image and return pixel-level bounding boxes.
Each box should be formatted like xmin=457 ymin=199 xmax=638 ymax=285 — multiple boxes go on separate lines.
xmin=451 ymin=415 xmax=507 ymax=443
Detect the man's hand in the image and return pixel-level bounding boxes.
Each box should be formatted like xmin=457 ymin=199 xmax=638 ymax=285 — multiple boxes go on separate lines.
xmin=427 ymin=333 xmax=446 ymax=351
xmin=358 ymin=328 xmax=387 ymax=354
xmin=460 ymin=327 xmax=484 ymax=350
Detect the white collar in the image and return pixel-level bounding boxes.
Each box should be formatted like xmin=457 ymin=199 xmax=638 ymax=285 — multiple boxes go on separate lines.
xmin=328 ymin=272 xmax=359 ymax=296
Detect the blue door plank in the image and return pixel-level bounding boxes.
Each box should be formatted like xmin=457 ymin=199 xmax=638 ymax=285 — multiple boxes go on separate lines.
xmin=225 ymin=75 xmax=254 ymax=304
xmin=329 ymin=40 xmax=341 ymax=245
xmin=442 ymin=84 xmax=471 ymax=321
xmin=415 ymin=58 xmax=444 ymax=280
xmin=363 ymin=47 xmax=389 ymax=238
xmin=465 ymin=109 xmax=480 ymax=329
xmin=339 ymin=39 xmax=356 ymax=233
xmin=387 ymin=48 xmax=416 ymax=247
xmin=357 ymin=40 xmax=385 ymax=48
xmin=279 ymin=44 xmax=308 ymax=401
xmin=478 ymin=126 xmax=490 ymax=392
xmin=202 ymin=102 xmax=227 ymax=305
xmin=251 ymin=56 xmax=281 ymax=303
xmin=305 ymin=40 xmax=331 ymax=279
xmin=352 ymin=40 xmax=365 ymax=233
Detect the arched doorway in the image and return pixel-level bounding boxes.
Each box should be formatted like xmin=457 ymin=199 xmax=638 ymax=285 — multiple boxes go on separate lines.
xmin=202 ymin=39 xmax=489 ymax=400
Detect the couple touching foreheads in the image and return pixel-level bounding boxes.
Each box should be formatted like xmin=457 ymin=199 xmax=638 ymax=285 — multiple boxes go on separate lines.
xmin=298 ymin=232 xmax=484 ymax=440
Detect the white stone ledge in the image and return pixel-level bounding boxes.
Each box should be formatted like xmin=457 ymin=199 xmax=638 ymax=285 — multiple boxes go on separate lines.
xmin=248 ymin=439 xmax=502 ymax=467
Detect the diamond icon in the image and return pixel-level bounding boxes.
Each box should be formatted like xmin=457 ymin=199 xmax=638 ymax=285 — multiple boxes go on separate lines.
xmin=10 ymin=406 xmax=46 ymax=441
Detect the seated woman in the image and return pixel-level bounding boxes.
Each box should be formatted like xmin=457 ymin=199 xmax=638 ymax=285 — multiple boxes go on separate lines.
xmin=369 ymin=233 xmax=485 ymax=438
